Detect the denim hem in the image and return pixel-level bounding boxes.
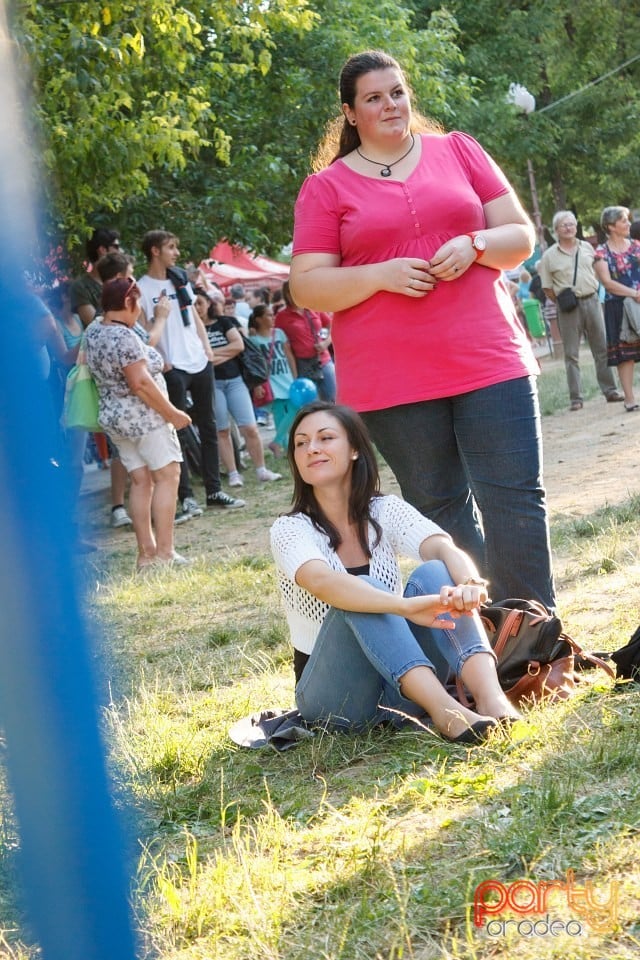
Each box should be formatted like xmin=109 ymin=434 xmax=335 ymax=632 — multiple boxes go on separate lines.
xmin=391 ymin=656 xmax=436 ymax=686
xmin=456 ymin=641 xmax=497 ymax=676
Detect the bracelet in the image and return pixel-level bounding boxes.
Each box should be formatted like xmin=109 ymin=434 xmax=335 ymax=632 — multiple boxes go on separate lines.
xmin=463 ymin=577 xmax=489 ymax=587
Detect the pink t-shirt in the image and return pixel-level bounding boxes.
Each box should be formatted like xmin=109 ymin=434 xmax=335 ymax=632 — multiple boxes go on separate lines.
xmin=292 ymin=131 xmax=538 ymax=411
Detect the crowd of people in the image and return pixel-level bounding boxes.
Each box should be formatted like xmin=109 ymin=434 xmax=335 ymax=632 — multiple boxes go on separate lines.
xmin=38 ymin=226 xmax=338 ymax=563
xmin=36 ymin=47 xmax=640 ymax=742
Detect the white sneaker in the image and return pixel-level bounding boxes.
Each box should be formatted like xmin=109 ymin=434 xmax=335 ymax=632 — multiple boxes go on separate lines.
xmin=111 ymin=505 xmax=132 ymax=528
xmin=257 ymin=468 xmax=282 ymax=482
xmin=228 ymin=470 xmax=244 ymax=487
xmin=137 ymin=552 xmax=192 ymax=572
xmin=169 ymin=552 xmax=192 ymax=567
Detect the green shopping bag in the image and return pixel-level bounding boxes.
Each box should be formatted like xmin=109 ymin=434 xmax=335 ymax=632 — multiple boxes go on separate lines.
xmin=63 ymin=362 xmax=100 ymax=431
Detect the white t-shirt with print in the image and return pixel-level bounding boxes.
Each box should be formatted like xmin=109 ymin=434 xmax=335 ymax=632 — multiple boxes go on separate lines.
xmin=137 ymin=274 xmax=207 ymax=374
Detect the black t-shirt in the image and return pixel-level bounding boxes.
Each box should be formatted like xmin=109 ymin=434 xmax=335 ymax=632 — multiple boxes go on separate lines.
xmin=205 ymin=315 xmax=242 ymax=380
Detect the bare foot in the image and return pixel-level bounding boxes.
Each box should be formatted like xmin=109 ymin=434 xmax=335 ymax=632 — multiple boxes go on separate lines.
xmin=475 ymin=691 xmax=521 ymax=720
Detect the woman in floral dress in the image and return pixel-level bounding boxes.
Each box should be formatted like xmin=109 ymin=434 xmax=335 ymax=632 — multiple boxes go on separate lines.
xmin=86 ymin=277 xmax=192 ymax=569
xmin=594 ymin=206 xmax=640 ymax=411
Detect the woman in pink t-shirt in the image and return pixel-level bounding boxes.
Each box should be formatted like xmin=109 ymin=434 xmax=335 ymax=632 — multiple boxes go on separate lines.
xmin=289 ymin=50 xmax=555 ymax=609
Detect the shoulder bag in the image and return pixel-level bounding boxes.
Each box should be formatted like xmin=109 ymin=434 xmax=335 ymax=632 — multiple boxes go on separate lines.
xmin=457 ymin=598 xmax=615 ymax=708
xmin=238 ymin=332 xmax=269 ymax=388
xmin=620 ymin=295 xmax=640 ymax=343
xmin=609 ymin=624 xmax=640 ymax=681
xmin=556 ymin=250 xmax=579 ymax=312
xmin=62 ymin=336 xmax=100 ymax=432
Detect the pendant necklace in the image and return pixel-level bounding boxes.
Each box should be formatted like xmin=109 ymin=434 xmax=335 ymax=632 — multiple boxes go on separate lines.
xmin=356 ymin=134 xmax=415 ymax=178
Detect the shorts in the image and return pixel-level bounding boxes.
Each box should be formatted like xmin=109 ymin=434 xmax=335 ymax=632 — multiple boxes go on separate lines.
xmin=106 ymin=434 xmax=120 ymax=460
xmin=109 ymin=424 xmax=183 ymax=474
xmin=214 ymin=375 xmax=257 ymax=431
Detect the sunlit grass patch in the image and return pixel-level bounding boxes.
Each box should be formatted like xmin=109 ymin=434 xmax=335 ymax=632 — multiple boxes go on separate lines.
xmin=92 ymin=496 xmax=640 ymax=960
xmin=5 ymin=404 xmax=640 ymax=958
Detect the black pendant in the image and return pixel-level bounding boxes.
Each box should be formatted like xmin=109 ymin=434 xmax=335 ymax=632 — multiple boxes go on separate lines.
xmin=380 ymin=166 xmax=392 ymax=177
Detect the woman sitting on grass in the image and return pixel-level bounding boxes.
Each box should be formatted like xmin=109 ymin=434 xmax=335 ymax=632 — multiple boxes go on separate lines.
xmin=270 ymin=401 xmax=520 ymax=743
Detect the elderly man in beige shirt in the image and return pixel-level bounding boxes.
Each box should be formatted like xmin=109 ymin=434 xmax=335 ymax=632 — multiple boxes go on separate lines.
xmin=538 ymin=210 xmax=623 ymax=410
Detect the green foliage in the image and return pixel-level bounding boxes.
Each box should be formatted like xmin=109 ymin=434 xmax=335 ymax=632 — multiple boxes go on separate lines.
xmin=426 ymin=0 xmax=640 ymax=235
xmin=176 ymin=1 xmax=472 ymax=255
xmin=13 ymin=1 xmax=640 ymax=266
xmin=11 ymin=0 xmax=469 ymax=266
xmin=11 ymin=0 xmax=316 ymax=265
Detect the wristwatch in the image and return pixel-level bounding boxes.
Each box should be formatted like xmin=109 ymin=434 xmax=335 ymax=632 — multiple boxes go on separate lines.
xmin=466 ymin=232 xmax=487 ymax=260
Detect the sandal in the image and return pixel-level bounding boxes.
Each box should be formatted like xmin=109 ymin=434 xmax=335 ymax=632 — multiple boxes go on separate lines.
xmin=569 ymin=400 xmax=583 ymax=411
xmin=624 ymin=403 xmax=640 ymax=412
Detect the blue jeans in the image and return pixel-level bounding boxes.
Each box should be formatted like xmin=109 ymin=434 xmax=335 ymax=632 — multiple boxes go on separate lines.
xmin=214 ymin=375 xmax=256 ymax=430
xmin=295 ymin=560 xmax=493 ymax=730
xmin=362 ymin=376 xmax=555 ymax=609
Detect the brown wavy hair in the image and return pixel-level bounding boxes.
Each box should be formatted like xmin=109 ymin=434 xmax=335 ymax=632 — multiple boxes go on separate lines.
xmin=286 ymin=401 xmax=382 ymax=555
xmin=312 ymin=50 xmax=442 ymax=172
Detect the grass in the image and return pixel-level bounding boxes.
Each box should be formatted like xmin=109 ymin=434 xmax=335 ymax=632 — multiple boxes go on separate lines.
xmin=2 ymin=358 xmax=640 ymax=959
xmin=535 ymin=347 xmax=601 ymax=416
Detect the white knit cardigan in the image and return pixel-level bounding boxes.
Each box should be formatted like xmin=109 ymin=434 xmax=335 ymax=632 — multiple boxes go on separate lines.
xmin=270 ymin=494 xmax=447 ymax=655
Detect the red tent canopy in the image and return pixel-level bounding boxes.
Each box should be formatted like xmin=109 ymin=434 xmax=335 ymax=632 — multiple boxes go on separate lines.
xmin=197 ymin=260 xmax=282 ymax=292
xmin=205 ymin=241 xmax=289 ymax=291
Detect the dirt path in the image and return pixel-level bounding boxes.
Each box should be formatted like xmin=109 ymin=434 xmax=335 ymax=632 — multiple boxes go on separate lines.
xmin=542 ymin=393 xmax=640 ymax=521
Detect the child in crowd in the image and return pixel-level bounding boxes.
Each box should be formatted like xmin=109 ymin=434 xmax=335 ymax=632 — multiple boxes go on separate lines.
xmin=517 ymin=269 xmax=532 ymax=302
xmin=249 ymin=304 xmax=297 ymax=457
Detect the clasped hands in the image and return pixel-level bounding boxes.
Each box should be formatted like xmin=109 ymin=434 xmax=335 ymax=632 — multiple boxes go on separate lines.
xmin=403 ymin=581 xmax=488 ymax=630
xmin=384 ymin=235 xmax=476 ymax=297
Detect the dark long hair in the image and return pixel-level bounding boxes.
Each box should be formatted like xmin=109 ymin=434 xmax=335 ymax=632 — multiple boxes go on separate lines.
xmin=287 ymin=401 xmax=382 ymax=555
xmin=194 ymin=286 xmax=217 ymax=321
xmin=248 ymin=303 xmax=272 ymax=334
xmin=312 ymin=50 xmax=441 ymax=171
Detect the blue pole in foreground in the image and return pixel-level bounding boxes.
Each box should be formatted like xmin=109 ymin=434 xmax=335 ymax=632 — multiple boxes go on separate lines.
xmin=0 ymin=10 xmax=137 ymax=959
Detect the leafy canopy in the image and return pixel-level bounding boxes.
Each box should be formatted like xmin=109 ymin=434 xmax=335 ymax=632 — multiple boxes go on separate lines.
xmin=12 ymin=1 xmax=469 ymax=266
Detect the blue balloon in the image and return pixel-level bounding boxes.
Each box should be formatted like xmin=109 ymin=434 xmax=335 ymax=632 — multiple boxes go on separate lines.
xmin=289 ymin=377 xmax=318 ymax=409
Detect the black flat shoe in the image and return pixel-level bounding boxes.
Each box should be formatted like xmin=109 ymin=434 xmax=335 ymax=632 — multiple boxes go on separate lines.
xmin=496 ymin=715 xmax=521 ymax=727
xmin=443 ymin=719 xmax=498 ymax=745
